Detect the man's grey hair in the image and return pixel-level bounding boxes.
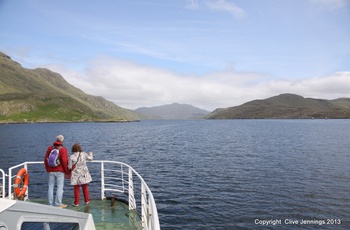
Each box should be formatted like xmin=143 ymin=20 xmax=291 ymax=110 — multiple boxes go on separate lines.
xmin=56 ymin=135 xmax=64 ymax=143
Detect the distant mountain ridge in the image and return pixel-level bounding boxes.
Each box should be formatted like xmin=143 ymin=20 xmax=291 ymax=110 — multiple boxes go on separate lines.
xmin=3 ymin=51 xmax=350 ymax=122
xmin=135 ymin=103 xmax=210 ymax=119
xmin=206 ymin=94 xmax=350 ymax=119
xmin=0 ymin=52 xmax=143 ymax=123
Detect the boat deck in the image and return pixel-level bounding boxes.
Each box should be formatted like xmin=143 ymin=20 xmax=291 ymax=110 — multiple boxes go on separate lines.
xmin=1 ymin=161 xmax=160 ymax=229
xmin=28 ymin=198 xmax=142 ymax=230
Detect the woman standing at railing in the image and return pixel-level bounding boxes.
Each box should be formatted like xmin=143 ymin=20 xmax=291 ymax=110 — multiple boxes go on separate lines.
xmin=68 ymin=143 xmax=93 ymax=206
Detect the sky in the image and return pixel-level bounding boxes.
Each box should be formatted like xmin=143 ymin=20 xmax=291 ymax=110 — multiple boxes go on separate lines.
xmin=0 ymin=0 xmax=349 ymax=111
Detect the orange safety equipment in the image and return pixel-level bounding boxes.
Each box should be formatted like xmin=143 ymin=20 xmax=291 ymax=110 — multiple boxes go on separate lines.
xmin=13 ymin=168 xmax=29 ymax=198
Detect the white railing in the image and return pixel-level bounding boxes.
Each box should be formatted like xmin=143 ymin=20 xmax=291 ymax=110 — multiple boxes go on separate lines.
xmin=95 ymin=161 xmax=160 ymax=230
xmin=4 ymin=161 xmax=160 ymax=230
xmin=0 ymin=169 xmax=5 ymax=198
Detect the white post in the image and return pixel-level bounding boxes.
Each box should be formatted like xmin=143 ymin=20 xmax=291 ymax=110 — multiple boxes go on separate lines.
xmin=101 ymin=162 xmax=105 ymax=200
xmin=8 ymin=169 xmax=12 ymax=200
xmin=141 ymin=183 xmax=149 ymax=230
xmin=0 ymin=169 xmax=5 ymax=199
xmin=128 ymin=167 xmax=136 ymax=210
xmin=24 ymin=164 xmax=28 ymax=201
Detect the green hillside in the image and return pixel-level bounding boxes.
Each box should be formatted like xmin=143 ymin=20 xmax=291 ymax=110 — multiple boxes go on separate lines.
xmin=206 ymin=94 xmax=350 ymax=119
xmin=0 ymin=52 xmax=142 ymax=123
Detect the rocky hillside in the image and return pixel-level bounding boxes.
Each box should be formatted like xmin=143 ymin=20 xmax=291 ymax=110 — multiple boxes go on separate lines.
xmin=0 ymin=52 xmax=143 ymax=123
xmin=135 ymin=103 xmax=210 ymax=119
xmin=206 ymin=94 xmax=350 ymax=119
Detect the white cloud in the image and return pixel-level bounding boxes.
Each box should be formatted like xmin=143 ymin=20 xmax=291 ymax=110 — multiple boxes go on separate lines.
xmin=205 ymin=0 xmax=246 ymax=19
xmin=309 ymin=0 xmax=349 ymax=10
xmin=48 ymin=56 xmax=350 ymax=111
xmin=185 ymin=0 xmax=246 ymax=19
xmin=186 ymin=0 xmax=199 ymax=9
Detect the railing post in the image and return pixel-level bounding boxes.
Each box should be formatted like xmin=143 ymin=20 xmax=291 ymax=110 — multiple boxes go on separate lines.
xmin=141 ymin=183 xmax=148 ymax=230
xmin=0 ymin=169 xmax=5 ymax=199
xmin=128 ymin=167 xmax=136 ymax=210
xmin=121 ymin=165 xmax=124 ymax=193
xmin=101 ymin=161 xmax=105 ymax=200
xmin=24 ymin=163 xmax=28 ymax=200
xmin=8 ymin=169 xmax=12 ymax=200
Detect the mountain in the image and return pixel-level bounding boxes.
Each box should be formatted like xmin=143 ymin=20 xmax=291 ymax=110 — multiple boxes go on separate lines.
xmin=206 ymin=94 xmax=350 ymax=119
xmin=0 ymin=52 xmax=143 ymax=123
xmin=135 ymin=103 xmax=210 ymax=119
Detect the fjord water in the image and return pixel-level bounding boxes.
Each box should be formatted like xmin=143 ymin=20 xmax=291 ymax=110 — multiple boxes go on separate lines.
xmin=1 ymin=119 xmax=349 ymax=229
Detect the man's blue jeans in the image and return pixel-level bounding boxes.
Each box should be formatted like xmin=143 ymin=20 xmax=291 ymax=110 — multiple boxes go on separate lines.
xmin=48 ymin=172 xmax=64 ymax=206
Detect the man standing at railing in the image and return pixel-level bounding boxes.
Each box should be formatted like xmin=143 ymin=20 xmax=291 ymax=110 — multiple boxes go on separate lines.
xmin=44 ymin=134 xmax=69 ymax=208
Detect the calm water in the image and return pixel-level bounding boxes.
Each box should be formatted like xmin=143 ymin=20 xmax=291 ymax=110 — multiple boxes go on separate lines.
xmin=1 ymin=120 xmax=350 ymax=229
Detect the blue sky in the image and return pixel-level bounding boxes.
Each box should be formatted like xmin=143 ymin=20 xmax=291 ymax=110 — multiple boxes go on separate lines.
xmin=1 ymin=0 xmax=349 ymax=111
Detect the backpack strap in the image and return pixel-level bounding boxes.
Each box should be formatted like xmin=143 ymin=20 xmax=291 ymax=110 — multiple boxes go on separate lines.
xmin=74 ymin=152 xmax=81 ymax=166
xmin=53 ymin=145 xmax=63 ymax=163
xmin=71 ymin=152 xmax=81 ymax=171
xmin=54 ymin=145 xmax=62 ymax=150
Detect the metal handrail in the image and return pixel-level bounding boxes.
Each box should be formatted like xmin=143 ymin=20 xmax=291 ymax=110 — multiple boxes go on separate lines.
xmin=5 ymin=160 xmax=160 ymax=230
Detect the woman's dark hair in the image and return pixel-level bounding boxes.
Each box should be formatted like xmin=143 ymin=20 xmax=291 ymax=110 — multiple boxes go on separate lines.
xmin=72 ymin=143 xmax=82 ymax=152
